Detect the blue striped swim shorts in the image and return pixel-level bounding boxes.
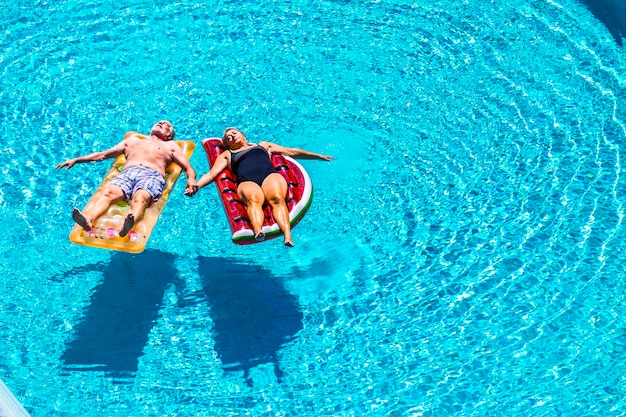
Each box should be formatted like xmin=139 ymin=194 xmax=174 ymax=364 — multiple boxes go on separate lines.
xmin=109 ymin=166 xmax=166 ymax=201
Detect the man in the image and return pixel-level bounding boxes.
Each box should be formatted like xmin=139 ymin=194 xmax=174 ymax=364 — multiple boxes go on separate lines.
xmin=57 ymin=120 xmax=197 ymax=237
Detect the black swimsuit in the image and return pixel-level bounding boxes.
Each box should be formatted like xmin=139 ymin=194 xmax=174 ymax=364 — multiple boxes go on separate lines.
xmin=230 ymin=145 xmax=277 ymax=186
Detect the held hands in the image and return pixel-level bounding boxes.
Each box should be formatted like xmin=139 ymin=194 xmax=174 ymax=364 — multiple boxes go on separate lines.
xmin=184 ymin=180 xmax=199 ymax=197
xmin=185 ymin=172 xmax=214 ymax=196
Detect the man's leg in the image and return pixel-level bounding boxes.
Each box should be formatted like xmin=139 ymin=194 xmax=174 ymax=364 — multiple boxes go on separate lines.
xmin=120 ymin=189 xmax=152 ymax=237
xmin=73 ymin=184 xmax=125 ymax=230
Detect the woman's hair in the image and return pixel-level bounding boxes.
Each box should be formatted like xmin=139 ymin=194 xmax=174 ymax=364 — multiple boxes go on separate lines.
xmin=222 ymin=127 xmax=240 ymax=140
xmin=222 ymin=127 xmax=245 ymax=150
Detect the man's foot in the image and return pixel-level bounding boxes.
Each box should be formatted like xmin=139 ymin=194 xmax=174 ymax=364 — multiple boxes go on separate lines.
xmin=254 ymin=232 xmax=265 ymax=241
xmin=119 ymin=214 xmax=135 ymax=237
xmin=72 ymin=208 xmax=92 ymax=231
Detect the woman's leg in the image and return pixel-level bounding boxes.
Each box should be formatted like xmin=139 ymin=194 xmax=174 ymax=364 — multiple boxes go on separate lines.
xmin=261 ymin=173 xmax=292 ymax=246
xmin=237 ymin=182 xmax=267 ymax=239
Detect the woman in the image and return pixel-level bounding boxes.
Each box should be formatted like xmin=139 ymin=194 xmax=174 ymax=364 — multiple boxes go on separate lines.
xmin=186 ymin=127 xmax=333 ymax=247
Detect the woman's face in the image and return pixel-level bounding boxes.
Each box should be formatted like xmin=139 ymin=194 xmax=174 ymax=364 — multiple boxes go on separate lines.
xmin=223 ymin=128 xmax=246 ymax=150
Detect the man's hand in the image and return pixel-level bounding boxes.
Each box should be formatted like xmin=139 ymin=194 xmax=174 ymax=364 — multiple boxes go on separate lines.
xmin=56 ymin=159 xmax=76 ymax=170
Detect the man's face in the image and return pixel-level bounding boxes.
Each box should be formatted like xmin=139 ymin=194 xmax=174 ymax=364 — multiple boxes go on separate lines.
xmin=151 ymin=120 xmax=174 ymax=141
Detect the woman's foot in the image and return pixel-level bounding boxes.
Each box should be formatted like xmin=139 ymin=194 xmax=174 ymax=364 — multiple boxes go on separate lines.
xmin=120 ymin=213 xmax=135 ymax=237
xmin=72 ymin=208 xmax=93 ymax=231
xmin=284 ymin=240 xmax=294 ymax=247
xmin=254 ymin=232 xmax=266 ymax=241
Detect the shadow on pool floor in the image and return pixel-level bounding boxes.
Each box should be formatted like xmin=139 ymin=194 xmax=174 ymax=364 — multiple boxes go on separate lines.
xmin=58 ymin=250 xmax=303 ymax=387
xmin=579 ymin=0 xmax=626 ymax=45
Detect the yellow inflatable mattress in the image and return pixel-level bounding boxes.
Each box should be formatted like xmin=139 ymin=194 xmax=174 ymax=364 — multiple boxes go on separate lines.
xmin=68 ymin=136 xmax=195 ymax=253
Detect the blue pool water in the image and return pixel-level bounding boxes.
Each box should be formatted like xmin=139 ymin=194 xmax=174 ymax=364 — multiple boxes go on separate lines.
xmin=2 ymin=0 xmax=626 ymax=415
